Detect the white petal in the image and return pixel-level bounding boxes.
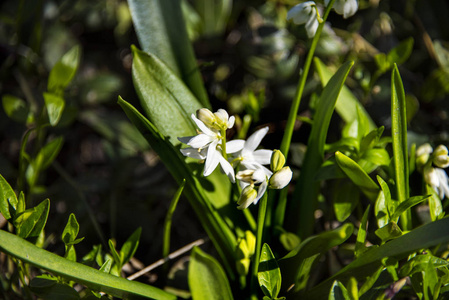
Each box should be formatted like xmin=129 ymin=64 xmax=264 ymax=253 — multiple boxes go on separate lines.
xmin=192 ymin=114 xmax=216 ymax=136
xmin=252 ymin=168 xmax=266 ymax=184
xmin=245 ymin=127 xmax=269 ymax=153
xmin=180 ymin=147 xmax=206 ymax=159
xmin=187 ymin=134 xmax=215 ymax=148
xmin=252 ymin=149 xmax=273 ymax=165
xmin=342 ymin=0 xmax=358 ymax=18
xmin=226 ymin=139 xmax=245 ymax=153
xmin=204 ymin=141 xmax=220 ymax=176
xmin=287 ymin=2 xmax=315 ymax=25
xmin=416 ymin=143 xmax=433 ymax=157
xmin=305 ymin=15 xmax=319 ymax=38
xmin=215 ymin=109 xmax=229 ymax=123
xmin=228 ymin=115 xmax=235 ymax=129
xmin=254 ymin=180 xmax=268 ymax=205
xmin=178 ymin=136 xmax=196 ymax=145
xmin=436 ymin=168 xmax=449 ymax=199
xmin=219 ymin=155 xmax=236 ymax=183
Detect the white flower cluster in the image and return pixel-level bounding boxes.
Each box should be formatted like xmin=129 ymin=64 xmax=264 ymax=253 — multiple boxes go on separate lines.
xmin=287 ymin=0 xmax=358 ymax=38
xmin=417 ymin=143 xmax=449 ymax=199
xmin=179 ymin=108 xmax=293 ymax=209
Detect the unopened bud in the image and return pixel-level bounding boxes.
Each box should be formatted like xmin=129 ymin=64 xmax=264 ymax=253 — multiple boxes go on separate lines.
xmin=269 ymin=167 xmax=292 ymax=189
xmin=196 ymin=108 xmax=216 ymax=129
xmin=433 ymin=145 xmax=449 ymax=168
xmin=237 ymin=185 xmax=257 ymax=210
xmin=271 ymin=150 xmax=286 ymax=172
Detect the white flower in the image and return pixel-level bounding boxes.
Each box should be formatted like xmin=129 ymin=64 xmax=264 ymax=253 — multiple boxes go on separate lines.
xmin=269 ymin=166 xmax=293 ymax=189
xmin=433 ymin=145 xmax=449 ymax=168
xmin=178 ymin=110 xmax=242 ymax=182
xmin=325 ymin=0 xmax=358 ymax=19
xmin=229 ymin=127 xmax=273 ymax=173
xmin=424 ymin=166 xmax=449 ymax=200
xmin=287 ymin=1 xmax=320 ymax=38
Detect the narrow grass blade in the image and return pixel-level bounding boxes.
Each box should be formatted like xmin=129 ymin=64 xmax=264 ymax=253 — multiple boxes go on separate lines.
xmin=0 ymin=230 xmax=176 ymax=300
xmin=391 ymin=64 xmax=410 ymax=230
xmin=163 ymin=180 xmax=185 ymax=260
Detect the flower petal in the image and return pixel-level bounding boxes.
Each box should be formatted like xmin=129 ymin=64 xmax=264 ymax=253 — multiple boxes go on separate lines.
xmin=180 ymin=147 xmax=206 ymax=160
xmin=254 ymin=180 xmax=268 ymax=205
xmin=178 ymin=136 xmax=196 ymax=145
xmin=252 ymin=149 xmax=273 ymax=165
xmin=226 ymin=139 xmax=245 ymax=153
xmin=219 ymin=155 xmax=236 ymax=183
xmin=204 ymin=140 xmax=220 ymax=176
xmin=244 ymin=127 xmax=269 ymax=153
xmin=192 ymin=114 xmax=216 ymax=136
xmin=187 ymin=133 xmax=215 ymax=148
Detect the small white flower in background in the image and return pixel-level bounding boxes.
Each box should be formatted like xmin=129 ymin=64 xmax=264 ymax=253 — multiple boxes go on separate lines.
xmin=324 ymin=0 xmax=358 ymax=19
xmin=269 ymin=166 xmax=293 ymax=189
xmin=287 ymin=1 xmax=320 ymax=38
xmin=178 ymin=109 xmax=242 ymax=182
xmin=417 ymin=143 xmax=449 ymax=199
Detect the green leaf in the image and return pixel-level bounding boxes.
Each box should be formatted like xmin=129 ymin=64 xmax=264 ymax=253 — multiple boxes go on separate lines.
xmin=374 ymin=221 xmax=403 ymax=242
xmin=30 ymin=277 xmax=80 ymax=300
xmin=48 ymin=45 xmax=81 ymax=94
xmin=14 ymin=199 xmax=50 ymax=239
xmin=108 ymin=240 xmax=121 ymax=269
xmin=131 ymin=45 xmax=204 ymax=145
xmin=304 ymin=217 xmax=449 ymax=300
xmin=2 ymin=94 xmax=30 ymax=123
xmin=43 ymin=92 xmax=65 ymax=126
xmin=188 ymin=247 xmax=233 ymax=300
xmin=399 ymin=254 xmax=449 ymax=278
xmin=328 ymin=281 xmax=351 ymax=300
xmin=99 ymin=258 xmax=113 ymax=274
xmin=128 ymin=0 xmax=209 ymax=106
xmin=293 ymin=61 xmax=354 ymax=238
xmin=390 ymin=195 xmax=430 ymax=222
xmin=335 ymin=151 xmax=379 ymax=201
xmin=333 ymin=179 xmax=359 ymax=222
xmin=0 ymin=230 xmax=176 ymax=299
xmin=258 ymin=243 xmax=281 ymax=299
xmin=119 ymin=227 xmax=141 ymax=266
xmin=279 ymin=223 xmax=354 ymax=291
xmin=355 ymin=205 xmax=370 ymax=257
xmin=193 ymin=0 xmax=232 ymax=37
xmin=62 ymin=213 xmax=81 ymax=246
xmin=314 ymin=58 xmax=375 ymax=129
xmin=361 ymin=148 xmax=390 ymax=167
xmin=387 ymin=38 xmax=414 ymax=66
xmin=391 ymin=65 xmax=410 ymax=229
xmin=427 ymin=185 xmax=444 ymax=221
xmin=36 ymin=137 xmax=64 ymax=171
xmin=0 ymin=173 xmax=18 ymax=220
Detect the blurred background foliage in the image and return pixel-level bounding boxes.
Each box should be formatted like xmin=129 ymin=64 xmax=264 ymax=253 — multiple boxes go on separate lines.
xmin=1 ymin=0 xmax=449 ymax=292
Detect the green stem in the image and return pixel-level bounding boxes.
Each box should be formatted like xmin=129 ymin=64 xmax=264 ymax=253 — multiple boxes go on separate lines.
xmin=250 ymin=192 xmax=268 ymax=299
xmin=276 ymin=0 xmax=336 ymax=228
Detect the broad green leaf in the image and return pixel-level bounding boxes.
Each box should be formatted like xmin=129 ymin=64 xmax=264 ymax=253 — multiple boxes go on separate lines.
xmin=361 ymin=148 xmax=390 ymax=167
xmin=14 ymin=199 xmax=50 ymax=239
xmin=399 ymin=254 xmax=449 ymax=277
xmin=119 ymin=227 xmax=141 ymax=266
xmin=0 ymin=230 xmax=176 ymax=299
xmin=390 ymin=195 xmax=430 ymax=222
xmin=328 ymin=281 xmax=351 ymax=300
xmin=335 ymin=151 xmax=379 ymax=201
xmin=131 ymin=45 xmax=202 ymax=145
xmin=127 ymin=0 xmax=209 ymax=106
xmin=279 ymin=223 xmax=354 ymax=291
xmin=374 ymin=221 xmax=403 ymax=242
xmin=118 ymin=97 xmax=236 ymax=276
xmin=43 ymin=92 xmax=65 ymax=126
xmin=2 ymin=94 xmax=30 ymax=123
xmin=423 ymin=260 xmax=440 ymax=300
xmin=333 ymin=179 xmax=359 ymax=222
xmin=188 ymin=247 xmax=233 ymax=300
xmin=304 ymin=217 xmax=449 ymax=300
xmin=292 ymin=61 xmax=354 ymax=238
xmin=391 ymin=65 xmax=410 ymax=229
xmin=314 ymin=58 xmax=375 ymax=129
xmin=0 ymin=173 xmax=18 ymax=220
xmin=30 ymin=277 xmax=80 ymax=300
xmin=355 ymin=205 xmax=370 ymax=257
xmin=258 ymin=243 xmax=281 ymax=299
xmin=48 ymin=45 xmax=81 ymax=94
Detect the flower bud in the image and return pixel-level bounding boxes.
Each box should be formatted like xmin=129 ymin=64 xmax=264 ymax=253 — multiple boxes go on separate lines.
xmin=236 ymin=258 xmax=251 ymax=276
xmin=196 ymin=108 xmax=216 ymax=129
xmin=237 ymin=185 xmax=257 ymax=210
xmin=416 ymin=143 xmax=432 ymax=168
xmin=235 ymin=239 xmax=249 ymax=260
xmin=270 ymin=150 xmax=286 ymax=172
xmin=424 ymin=165 xmax=439 ymax=188
xmin=269 ymin=167 xmax=292 ymax=189
xmin=433 ymin=145 xmax=449 ymax=168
